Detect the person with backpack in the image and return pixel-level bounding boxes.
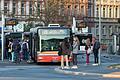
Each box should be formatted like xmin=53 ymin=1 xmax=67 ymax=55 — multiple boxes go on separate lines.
xmin=22 ymin=39 xmax=29 ymax=61
xmin=92 ymin=37 xmax=100 ymax=66
xmin=12 ymin=39 xmax=21 ymax=63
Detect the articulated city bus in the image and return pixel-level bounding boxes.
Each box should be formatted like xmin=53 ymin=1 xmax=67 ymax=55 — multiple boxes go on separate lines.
xmin=30 ymin=27 xmax=72 ymax=63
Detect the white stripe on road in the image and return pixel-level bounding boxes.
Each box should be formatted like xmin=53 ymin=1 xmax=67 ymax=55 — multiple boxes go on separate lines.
xmin=0 ymin=77 xmax=40 ymax=80
xmin=0 ymin=68 xmax=19 ymax=71
xmin=5 ymin=66 xmax=41 ymax=68
xmin=0 ymin=66 xmax=42 ymax=71
xmin=54 ymin=67 xmax=103 ymax=76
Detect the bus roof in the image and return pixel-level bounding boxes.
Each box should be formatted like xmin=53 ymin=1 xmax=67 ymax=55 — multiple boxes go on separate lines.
xmin=30 ymin=26 xmax=71 ymax=33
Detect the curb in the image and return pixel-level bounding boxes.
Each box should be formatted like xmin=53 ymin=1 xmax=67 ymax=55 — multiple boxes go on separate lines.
xmin=54 ymin=67 xmax=120 ymax=78
xmin=54 ymin=67 xmax=103 ymax=76
xmin=103 ymin=72 xmax=120 ymax=78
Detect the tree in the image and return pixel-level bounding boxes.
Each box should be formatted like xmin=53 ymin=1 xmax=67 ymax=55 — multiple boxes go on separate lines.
xmin=44 ymin=0 xmax=70 ymax=25
xmin=26 ymin=0 xmax=72 ymax=29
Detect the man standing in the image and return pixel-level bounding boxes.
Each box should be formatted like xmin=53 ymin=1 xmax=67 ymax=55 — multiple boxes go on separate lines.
xmin=22 ymin=39 xmax=29 ymax=61
xmin=92 ymin=37 xmax=100 ymax=65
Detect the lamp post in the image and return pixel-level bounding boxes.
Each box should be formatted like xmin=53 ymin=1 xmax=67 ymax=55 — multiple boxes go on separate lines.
xmin=1 ymin=13 xmax=5 ymax=61
xmin=98 ymin=0 xmax=101 ymax=64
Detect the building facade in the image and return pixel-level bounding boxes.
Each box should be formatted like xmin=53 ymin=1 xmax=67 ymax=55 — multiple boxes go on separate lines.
xmin=92 ymin=0 xmax=120 ymax=48
xmin=0 ymin=0 xmax=45 ymax=21
xmin=0 ymin=0 xmax=94 ymax=26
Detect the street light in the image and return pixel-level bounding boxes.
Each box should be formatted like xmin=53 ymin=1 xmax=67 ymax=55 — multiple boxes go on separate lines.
xmin=98 ymin=0 xmax=101 ymax=64
xmin=1 ymin=13 xmax=5 ymax=61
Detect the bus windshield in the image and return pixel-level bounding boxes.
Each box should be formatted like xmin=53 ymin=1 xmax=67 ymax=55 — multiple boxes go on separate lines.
xmin=38 ymin=29 xmax=70 ymax=51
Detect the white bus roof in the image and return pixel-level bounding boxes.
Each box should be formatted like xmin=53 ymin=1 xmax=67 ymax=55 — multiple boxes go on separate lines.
xmin=48 ymin=24 xmax=60 ymax=27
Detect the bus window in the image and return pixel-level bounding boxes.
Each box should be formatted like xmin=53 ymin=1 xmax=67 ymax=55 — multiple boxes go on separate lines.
xmin=38 ymin=29 xmax=70 ymax=52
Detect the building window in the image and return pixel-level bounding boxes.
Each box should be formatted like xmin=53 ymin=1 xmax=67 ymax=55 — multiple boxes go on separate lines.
xmin=102 ymin=26 xmax=106 ymax=35
xmin=96 ymin=25 xmax=99 ymax=35
xmin=13 ymin=2 xmax=16 ymax=15
xmin=108 ymin=26 xmax=112 ymax=35
xmin=4 ymin=2 xmax=9 ymax=14
xmin=37 ymin=1 xmax=41 ymax=16
xmin=88 ymin=4 xmax=91 ymax=17
xmin=81 ymin=6 xmax=84 ymax=15
xmin=96 ymin=7 xmax=99 ymax=17
xmin=119 ymin=26 xmax=120 ymax=32
xmin=74 ymin=5 xmax=78 ymax=16
xmin=109 ymin=7 xmax=111 ymax=18
xmin=115 ymin=7 xmax=118 ymax=18
xmin=67 ymin=5 xmax=71 ymax=16
xmin=29 ymin=2 xmax=33 ymax=15
xmin=115 ymin=26 xmax=119 ymax=32
xmin=21 ymin=2 xmax=25 ymax=15
xmin=103 ymin=7 xmax=105 ymax=17
xmin=68 ymin=5 xmax=71 ymax=8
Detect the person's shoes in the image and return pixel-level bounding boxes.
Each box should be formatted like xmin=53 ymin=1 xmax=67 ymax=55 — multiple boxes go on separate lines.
xmin=84 ymin=63 xmax=89 ymax=66
xmin=64 ymin=66 xmax=70 ymax=69
xmin=71 ymin=65 xmax=78 ymax=69
xmin=61 ymin=66 xmax=64 ymax=69
xmin=92 ymin=63 xmax=99 ymax=66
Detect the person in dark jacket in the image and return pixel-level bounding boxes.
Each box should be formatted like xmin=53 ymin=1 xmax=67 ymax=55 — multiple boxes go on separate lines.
xmin=60 ymin=37 xmax=72 ymax=69
xmin=92 ymin=37 xmax=100 ymax=65
xmin=12 ymin=39 xmax=21 ymax=63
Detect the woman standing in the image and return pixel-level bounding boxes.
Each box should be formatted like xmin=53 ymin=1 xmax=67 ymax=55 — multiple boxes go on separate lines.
xmin=71 ymin=36 xmax=80 ymax=69
xmin=8 ymin=39 xmax=13 ymax=61
xmin=85 ymin=38 xmax=92 ymax=65
xmin=60 ymin=38 xmax=71 ymax=69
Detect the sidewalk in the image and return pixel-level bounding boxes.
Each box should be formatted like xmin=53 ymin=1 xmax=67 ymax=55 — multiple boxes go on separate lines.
xmin=55 ymin=53 xmax=120 ymax=78
xmin=55 ymin=63 xmax=120 ymax=78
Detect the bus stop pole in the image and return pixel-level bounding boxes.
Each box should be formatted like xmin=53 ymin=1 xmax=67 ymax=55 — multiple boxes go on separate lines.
xmin=1 ymin=13 xmax=5 ymax=61
xmin=98 ymin=0 xmax=101 ymax=65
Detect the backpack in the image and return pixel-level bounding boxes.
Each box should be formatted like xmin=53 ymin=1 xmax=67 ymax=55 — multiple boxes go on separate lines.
xmin=12 ymin=42 xmax=21 ymax=52
xmin=22 ymin=42 xmax=27 ymax=50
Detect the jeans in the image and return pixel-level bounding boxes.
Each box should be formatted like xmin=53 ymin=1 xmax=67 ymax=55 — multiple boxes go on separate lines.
xmin=93 ymin=50 xmax=99 ymax=63
xmin=72 ymin=54 xmax=77 ymax=65
xmin=11 ymin=52 xmax=14 ymax=62
xmin=94 ymin=53 xmax=98 ymax=63
xmin=23 ymin=50 xmax=29 ymax=60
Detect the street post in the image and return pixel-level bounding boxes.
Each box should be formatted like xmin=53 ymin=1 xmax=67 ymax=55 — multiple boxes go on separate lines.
xmin=98 ymin=0 xmax=101 ymax=65
xmin=1 ymin=13 xmax=5 ymax=61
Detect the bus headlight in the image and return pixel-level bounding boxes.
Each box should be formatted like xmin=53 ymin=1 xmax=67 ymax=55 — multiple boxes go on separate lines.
xmin=38 ymin=57 xmax=43 ymax=59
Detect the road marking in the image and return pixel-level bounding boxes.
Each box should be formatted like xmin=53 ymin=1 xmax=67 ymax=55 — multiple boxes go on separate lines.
xmin=55 ymin=67 xmax=120 ymax=78
xmin=5 ymin=66 xmax=41 ymax=68
xmin=54 ymin=67 xmax=103 ymax=76
xmin=0 ymin=68 xmax=18 ymax=71
xmin=0 ymin=77 xmax=40 ymax=80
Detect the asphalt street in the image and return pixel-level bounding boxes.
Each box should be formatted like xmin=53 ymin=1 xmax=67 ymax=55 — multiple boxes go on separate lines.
xmin=0 ymin=53 xmax=119 ymax=80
